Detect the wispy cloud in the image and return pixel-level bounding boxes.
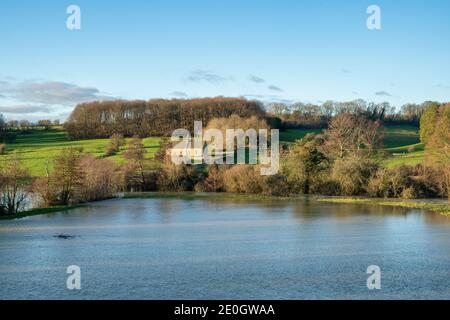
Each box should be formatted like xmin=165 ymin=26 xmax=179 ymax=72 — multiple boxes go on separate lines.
xmin=242 ymin=94 xmax=293 ymax=105
xmin=375 ymin=90 xmax=393 ymax=97
xmin=268 ymin=85 xmax=283 ymax=92
xmin=436 ymin=84 xmax=450 ymax=89
xmin=0 ymin=80 xmax=111 ymax=105
xmin=186 ymin=70 xmax=231 ymax=83
xmin=341 ymin=68 xmax=351 ymax=74
xmin=171 ymin=91 xmax=188 ymax=98
xmin=248 ymin=75 xmax=265 ymax=83
xmin=0 ymin=105 xmax=51 ymax=114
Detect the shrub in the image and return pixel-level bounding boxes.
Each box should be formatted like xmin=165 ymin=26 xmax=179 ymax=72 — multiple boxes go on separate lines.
xmin=331 ymin=156 xmax=378 ymax=196
xmin=282 ymin=135 xmax=328 ymax=194
xmin=367 ymin=167 xmax=413 ymax=198
xmin=123 ymin=137 xmax=150 ymax=190
xmin=420 ymin=165 xmax=447 ymax=198
xmin=34 ymin=151 xmax=127 ymax=207
xmin=367 ymin=165 xmax=433 ymax=199
xmin=78 ymin=155 xmax=123 ymax=202
xmin=157 ymin=162 xmax=200 ymax=192
xmin=105 ymin=133 xmax=125 ymax=156
xmin=195 ymin=165 xmax=224 ymax=192
xmin=32 ymin=148 xmax=84 ymax=207
xmin=367 ymin=169 xmax=392 ymax=198
xmin=260 ymin=173 xmax=290 ymax=196
xmin=0 ymin=155 xmax=30 ymax=215
xmin=310 ymin=173 xmax=340 ymax=195
xmin=222 ymin=165 xmax=263 ymax=194
xmin=400 ymin=187 xmax=417 ymax=200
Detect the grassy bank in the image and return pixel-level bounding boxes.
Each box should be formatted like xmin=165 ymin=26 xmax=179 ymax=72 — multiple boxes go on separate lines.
xmin=0 ymin=204 xmax=84 ymax=220
xmin=316 ymin=197 xmax=450 ymax=216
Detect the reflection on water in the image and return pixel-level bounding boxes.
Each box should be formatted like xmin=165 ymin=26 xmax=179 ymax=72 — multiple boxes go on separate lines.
xmin=0 ymin=196 xmax=449 ymax=300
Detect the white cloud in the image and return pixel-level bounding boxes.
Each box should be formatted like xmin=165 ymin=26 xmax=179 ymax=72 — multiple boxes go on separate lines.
xmin=375 ymin=90 xmax=393 ymax=97
xmin=171 ymin=91 xmax=188 ymax=98
xmin=0 ymin=105 xmax=51 ymax=114
xmin=268 ymin=85 xmax=283 ymax=92
xmin=0 ymin=80 xmax=111 ymax=105
xmin=248 ymin=75 xmax=265 ymax=83
xmin=186 ymin=70 xmax=231 ymax=83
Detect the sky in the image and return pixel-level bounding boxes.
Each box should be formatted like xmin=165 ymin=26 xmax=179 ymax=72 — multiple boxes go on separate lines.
xmin=1 ymin=0 xmax=450 ymax=121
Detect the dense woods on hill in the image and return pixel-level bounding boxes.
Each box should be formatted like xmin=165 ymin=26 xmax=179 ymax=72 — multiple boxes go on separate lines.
xmin=61 ymin=98 xmax=432 ymax=140
xmin=64 ymin=98 xmax=266 ymax=139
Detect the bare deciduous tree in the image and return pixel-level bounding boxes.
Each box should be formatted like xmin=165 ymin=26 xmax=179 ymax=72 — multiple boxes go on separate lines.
xmin=0 ymin=154 xmax=30 ymax=215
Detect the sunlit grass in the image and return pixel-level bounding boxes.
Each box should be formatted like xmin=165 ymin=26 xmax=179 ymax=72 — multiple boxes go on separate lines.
xmin=279 ymin=128 xmax=323 ymax=143
xmin=382 ymin=125 xmax=420 ymax=149
xmin=317 ymin=197 xmax=450 ymax=216
xmin=382 ymin=125 xmax=423 ymax=167
xmin=0 ymin=129 xmax=161 ymax=176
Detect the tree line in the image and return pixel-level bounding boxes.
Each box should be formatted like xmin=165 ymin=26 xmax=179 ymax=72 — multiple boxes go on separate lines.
xmin=266 ymin=99 xmax=436 ymax=129
xmin=0 ymin=116 xmax=60 ymax=132
xmin=0 ymin=116 xmax=61 ymax=146
xmin=64 ymin=98 xmax=266 ymax=139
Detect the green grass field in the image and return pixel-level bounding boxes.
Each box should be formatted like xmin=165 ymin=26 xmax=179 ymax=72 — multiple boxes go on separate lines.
xmin=0 ymin=124 xmax=423 ymax=177
xmin=381 ymin=125 xmax=423 ymax=168
xmin=382 ymin=124 xmax=420 ymax=148
xmin=0 ymin=129 xmax=161 ymax=176
xmin=279 ymin=128 xmax=322 ymax=143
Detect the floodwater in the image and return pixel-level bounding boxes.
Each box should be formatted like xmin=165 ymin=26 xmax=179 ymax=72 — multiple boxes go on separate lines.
xmin=0 ymin=196 xmax=449 ymax=300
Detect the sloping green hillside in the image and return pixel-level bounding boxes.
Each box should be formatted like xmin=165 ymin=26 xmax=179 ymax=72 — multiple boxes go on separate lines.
xmin=382 ymin=125 xmax=423 ymax=168
xmin=0 ymin=129 xmax=161 ymax=176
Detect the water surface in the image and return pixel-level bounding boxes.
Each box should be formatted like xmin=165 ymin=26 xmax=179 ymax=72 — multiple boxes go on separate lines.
xmin=0 ymin=196 xmax=449 ymax=299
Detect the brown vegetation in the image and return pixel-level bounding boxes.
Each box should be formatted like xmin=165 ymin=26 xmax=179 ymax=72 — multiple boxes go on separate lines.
xmin=33 ymin=148 xmax=123 ymax=208
xmin=65 ymin=98 xmax=265 ymax=139
xmin=105 ymin=133 xmax=125 ymax=156
xmin=423 ymin=103 xmax=450 ymax=199
xmin=0 ymin=155 xmax=30 ymax=215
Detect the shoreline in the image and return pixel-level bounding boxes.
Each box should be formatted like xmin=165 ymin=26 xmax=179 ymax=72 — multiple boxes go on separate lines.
xmin=0 ymin=193 xmax=449 ymax=221
xmin=0 ymin=205 xmax=84 ymax=221
xmin=315 ymin=197 xmax=450 ymax=216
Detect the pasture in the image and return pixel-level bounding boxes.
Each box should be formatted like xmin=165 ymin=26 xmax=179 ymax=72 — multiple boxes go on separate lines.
xmin=0 ymin=124 xmax=422 ymax=176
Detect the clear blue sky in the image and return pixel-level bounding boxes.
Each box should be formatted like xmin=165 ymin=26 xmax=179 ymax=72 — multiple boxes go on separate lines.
xmin=1 ymin=0 xmax=450 ymax=120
